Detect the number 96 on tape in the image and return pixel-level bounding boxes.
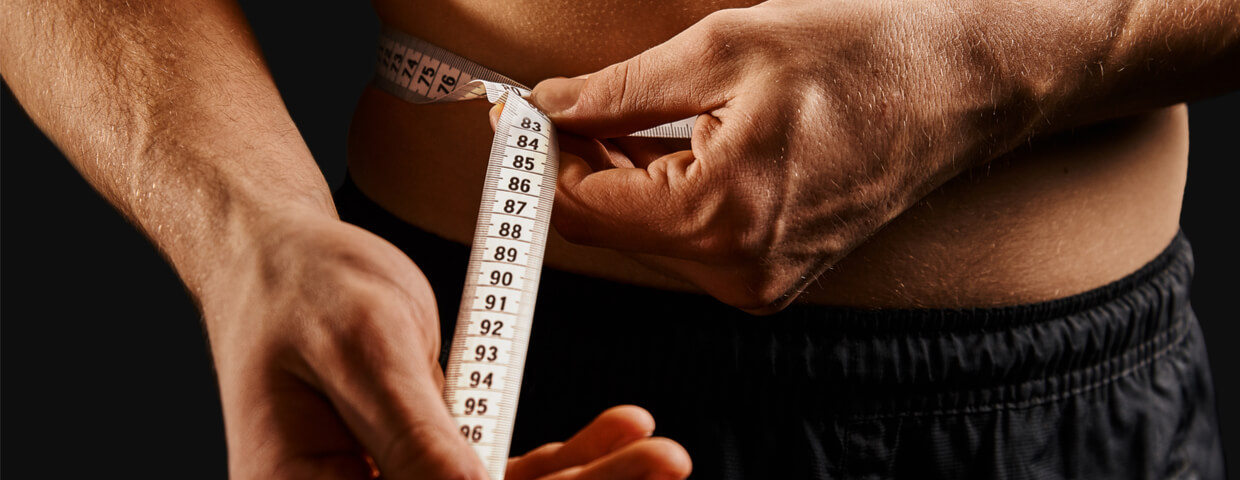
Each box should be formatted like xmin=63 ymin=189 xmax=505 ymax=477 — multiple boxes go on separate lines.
xmin=456 ymin=417 xmax=499 ymax=458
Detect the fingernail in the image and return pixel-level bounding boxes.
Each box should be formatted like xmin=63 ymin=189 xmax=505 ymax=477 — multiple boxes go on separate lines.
xmin=532 ymin=77 xmax=585 ymax=114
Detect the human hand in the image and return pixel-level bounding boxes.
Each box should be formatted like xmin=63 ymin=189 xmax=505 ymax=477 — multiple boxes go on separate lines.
xmin=527 ymin=0 xmax=1036 ymax=313
xmin=201 ymin=210 xmax=485 ymax=479
xmin=199 ymin=209 xmax=691 ymax=479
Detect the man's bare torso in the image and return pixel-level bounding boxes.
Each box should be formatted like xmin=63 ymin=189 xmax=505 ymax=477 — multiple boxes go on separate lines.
xmin=348 ymin=0 xmax=1187 ymax=308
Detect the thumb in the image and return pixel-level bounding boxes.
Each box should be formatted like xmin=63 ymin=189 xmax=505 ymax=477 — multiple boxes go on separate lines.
xmin=531 ymin=30 xmax=731 ymax=138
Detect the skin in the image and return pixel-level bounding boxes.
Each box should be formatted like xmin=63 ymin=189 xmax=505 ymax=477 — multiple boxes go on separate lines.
xmin=525 ymin=0 xmax=1239 ymax=312
xmin=353 ymin=0 xmax=1238 ymax=316
xmin=2 ymin=0 xmax=1237 ymax=478
xmin=0 ymin=1 xmax=689 ymax=478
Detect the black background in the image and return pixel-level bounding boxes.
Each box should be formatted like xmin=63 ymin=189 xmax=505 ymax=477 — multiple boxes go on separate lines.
xmin=2 ymin=2 xmax=1237 ymax=478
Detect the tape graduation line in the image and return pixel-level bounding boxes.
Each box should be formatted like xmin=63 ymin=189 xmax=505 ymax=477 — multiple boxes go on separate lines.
xmin=375 ymin=26 xmax=695 ymax=136
xmin=374 ymin=25 xmax=692 ymax=479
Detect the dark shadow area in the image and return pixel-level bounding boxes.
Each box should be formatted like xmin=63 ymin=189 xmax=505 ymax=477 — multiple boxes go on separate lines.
xmin=3 ymin=2 xmax=1237 ymax=476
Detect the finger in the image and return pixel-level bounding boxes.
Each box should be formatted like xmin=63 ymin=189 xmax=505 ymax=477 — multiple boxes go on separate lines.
xmin=609 ymin=136 xmax=688 ymax=169
xmin=530 ymin=20 xmax=734 ymax=138
xmin=506 ymin=443 xmax=566 ymax=480
xmin=554 ymin=146 xmax=726 ymax=262
xmin=538 ymin=437 xmax=692 ymax=480
xmin=498 ymin=101 xmax=632 ymax=171
xmin=551 ymin=405 xmax=657 ymax=466
xmin=301 ymin=286 xmax=487 ymax=479
xmin=559 ymin=133 xmax=633 ymax=170
xmin=334 ymin=346 xmax=483 ymax=479
xmin=506 ymin=406 xmax=656 ymax=480
xmin=224 ymin=370 xmax=376 ymax=480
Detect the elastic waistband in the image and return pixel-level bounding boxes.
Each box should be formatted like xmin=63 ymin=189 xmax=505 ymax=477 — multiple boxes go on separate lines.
xmin=553 ymin=232 xmax=1197 ymax=416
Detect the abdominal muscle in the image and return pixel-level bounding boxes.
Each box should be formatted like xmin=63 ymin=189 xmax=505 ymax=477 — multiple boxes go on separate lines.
xmin=347 ymin=0 xmax=1187 ymax=309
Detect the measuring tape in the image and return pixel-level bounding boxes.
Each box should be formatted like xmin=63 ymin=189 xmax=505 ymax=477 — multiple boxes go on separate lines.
xmin=374 ymin=25 xmax=692 ymax=479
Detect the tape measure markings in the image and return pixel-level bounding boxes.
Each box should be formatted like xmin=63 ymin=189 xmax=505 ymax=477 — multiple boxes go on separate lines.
xmin=375 ymin=27 xmax=691 ymax=480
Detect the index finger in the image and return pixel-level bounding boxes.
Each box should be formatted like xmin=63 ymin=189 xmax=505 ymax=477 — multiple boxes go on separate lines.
xmin=553 ymin=142 xmax=742 ymax=263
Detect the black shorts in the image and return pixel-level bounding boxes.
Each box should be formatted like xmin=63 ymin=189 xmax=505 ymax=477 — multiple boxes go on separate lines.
xmin=335 ymin=177 xmax=1225 ymax=479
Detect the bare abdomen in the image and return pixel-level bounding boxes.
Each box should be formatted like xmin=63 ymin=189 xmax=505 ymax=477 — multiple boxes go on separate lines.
xmin=348 ymin=0 xmax=1187 ymax=309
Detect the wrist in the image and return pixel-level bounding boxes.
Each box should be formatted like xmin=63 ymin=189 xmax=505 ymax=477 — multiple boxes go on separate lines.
xmin=189 ymin=199 xmax=324 ymax=336
xmin=191 ymin=196 xmax=442 ymax=366
xmin=940 ymin=0 xmax=1148 ymax=142
xmin=142 ymin=152 xmax=338 ymax=310
xmin=204 ymin=196 xmax=337 ymax=294
xmin=910 ymin=0 xmax=1061 ymax=167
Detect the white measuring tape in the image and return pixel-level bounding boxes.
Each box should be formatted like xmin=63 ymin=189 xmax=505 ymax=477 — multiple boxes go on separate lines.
xmin=374 ymin=25 xmax=692 ymax=479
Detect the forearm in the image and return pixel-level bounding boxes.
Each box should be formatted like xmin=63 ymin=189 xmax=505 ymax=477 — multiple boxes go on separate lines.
xmin=949 ymin=0 xmax=1239 ymax=143
xmin=0 ymin=0 xmax=335 ymax=300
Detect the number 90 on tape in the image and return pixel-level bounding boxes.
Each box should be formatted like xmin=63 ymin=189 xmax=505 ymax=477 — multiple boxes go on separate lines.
xmin=374 ymin=26 xmax=691 ymax=479
xmin=442 ymin=93 xmax=557 ymax=478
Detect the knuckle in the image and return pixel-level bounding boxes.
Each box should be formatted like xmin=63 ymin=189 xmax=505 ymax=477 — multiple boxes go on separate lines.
xmin=696 ymin=8 xmax=744 ymax=44
xmin=580 ymin=60 xmax=638 ymax=117
xmin=615 ymin=59 xmax=640 ymax=113
xmin=599 ymin=57 xmax=650 ymax=118
xmin=692 ymin=10 xmax=743 ymax=66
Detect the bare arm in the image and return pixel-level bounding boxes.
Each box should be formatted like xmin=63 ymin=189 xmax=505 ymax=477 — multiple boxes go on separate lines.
xmin=528 ymin=0 xmax=1240 ymax=312
xmin=0 ymin=0 xmax=331 ymax=296
xmin=0 ymin=1 xmax=483 ymax=478
xmin=950 ymin=0 xmax=1240 ymax=153
xmin=1 ymin=2 xmax=695 ymax=478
